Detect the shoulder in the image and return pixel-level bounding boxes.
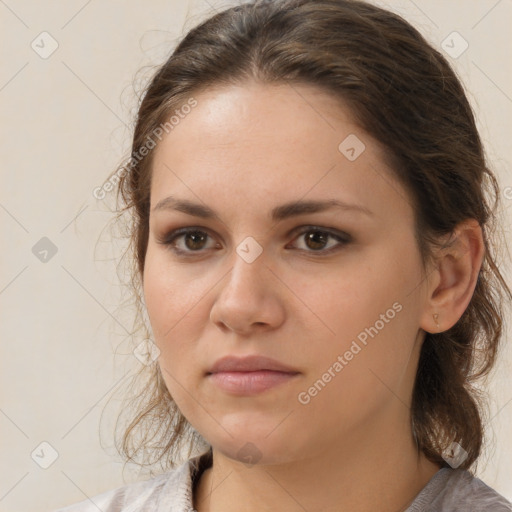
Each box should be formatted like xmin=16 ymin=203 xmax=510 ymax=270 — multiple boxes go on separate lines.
xmin=53 ymin=457 xmax=194 ymax=512
xmin=408 ymin=467 xmax=512 ymax=512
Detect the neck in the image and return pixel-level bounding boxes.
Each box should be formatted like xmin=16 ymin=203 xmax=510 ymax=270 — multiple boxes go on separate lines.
xmin=193 ymin=419 xmax=441 ymax=512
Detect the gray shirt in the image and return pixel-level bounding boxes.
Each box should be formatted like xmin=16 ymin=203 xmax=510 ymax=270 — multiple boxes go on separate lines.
xmin=54 ymin=449 xmax=511 ymax=511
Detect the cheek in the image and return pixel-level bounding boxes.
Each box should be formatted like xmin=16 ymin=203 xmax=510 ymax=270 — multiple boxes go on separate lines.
xmin=142 ymin=256 xmax=199 ymax=409
xmin=142 ymin=259 xmax=196 ymax=398
xmin=143 ymin=248 xmax=204 ymax=338
xmin=298 ymin=252 xmax=418 ymax=388
xmin=296 ymin=307 xmax=415 ymax=432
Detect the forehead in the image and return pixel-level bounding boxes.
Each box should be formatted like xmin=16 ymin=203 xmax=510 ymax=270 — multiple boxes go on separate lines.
xmin=150 ymin=82 xmax=413 ymax=225
xmin=156 ymin=82 xmax=359 ymax=158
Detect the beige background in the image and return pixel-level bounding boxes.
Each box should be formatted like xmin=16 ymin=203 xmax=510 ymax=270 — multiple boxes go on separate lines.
xmin=1 ymin=1 xmax=511 ymax=511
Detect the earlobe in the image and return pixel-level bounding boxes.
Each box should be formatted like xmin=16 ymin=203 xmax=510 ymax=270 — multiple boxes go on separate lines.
xmin=420 ymin=219 xmax=484 ymax=334
xmin=432 ymin=312 xmax=440 ymax=331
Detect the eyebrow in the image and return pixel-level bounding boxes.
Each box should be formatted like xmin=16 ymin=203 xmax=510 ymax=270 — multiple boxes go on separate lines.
xmin=152 ymin=196 xmax=373 ymax=221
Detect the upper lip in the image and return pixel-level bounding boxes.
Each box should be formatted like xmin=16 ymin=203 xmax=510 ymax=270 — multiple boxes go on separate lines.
xmin=207 ymin=355 xmax=299 ymax=374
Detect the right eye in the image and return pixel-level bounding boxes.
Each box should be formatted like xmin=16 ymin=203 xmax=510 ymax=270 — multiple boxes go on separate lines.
xmin=157 ymin=227 xmax=220 ymax=256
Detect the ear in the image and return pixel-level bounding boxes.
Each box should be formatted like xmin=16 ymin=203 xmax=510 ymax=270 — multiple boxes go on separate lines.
xmin=419 ymin=219 xmax=485 ymax=334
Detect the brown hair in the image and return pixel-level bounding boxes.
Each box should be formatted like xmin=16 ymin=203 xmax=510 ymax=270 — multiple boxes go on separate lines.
xmin=109 ymin=0 xmax=511 ymax=472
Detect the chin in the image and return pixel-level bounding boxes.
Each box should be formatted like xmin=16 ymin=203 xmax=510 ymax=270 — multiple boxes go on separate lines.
xmin=205 ymin=428 xmax=306 ymax=467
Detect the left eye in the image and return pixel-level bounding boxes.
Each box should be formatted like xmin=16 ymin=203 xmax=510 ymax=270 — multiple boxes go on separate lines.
xmin=158 ymin=227 xmax=350 ymax=256
xmin=290 ymin=228 xmax=350 ymax=253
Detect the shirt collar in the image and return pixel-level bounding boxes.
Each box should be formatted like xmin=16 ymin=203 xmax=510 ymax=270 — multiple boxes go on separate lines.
xmin=156 ymin=447 xmax=213 ymax=512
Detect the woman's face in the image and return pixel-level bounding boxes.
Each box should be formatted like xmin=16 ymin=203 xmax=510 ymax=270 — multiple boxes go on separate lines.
xmin=143 ymin=82 xmax=431 ymax=465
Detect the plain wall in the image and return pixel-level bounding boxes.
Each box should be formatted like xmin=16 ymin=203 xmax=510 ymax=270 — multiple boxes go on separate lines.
xmin=1 ymin=1 xmax=511 ymax=511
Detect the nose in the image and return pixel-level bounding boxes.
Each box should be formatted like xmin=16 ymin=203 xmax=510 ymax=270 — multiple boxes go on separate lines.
xmin=209 ymin=246 xmax=285 ymax=335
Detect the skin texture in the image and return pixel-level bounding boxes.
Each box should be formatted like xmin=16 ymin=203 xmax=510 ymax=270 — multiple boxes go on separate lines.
xmin=143 ymin=81 xmax=484 ymax=512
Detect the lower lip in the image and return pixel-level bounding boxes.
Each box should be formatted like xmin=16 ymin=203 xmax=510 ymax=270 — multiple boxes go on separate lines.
xmin=207 ymin=371 xmax=299 ymax=395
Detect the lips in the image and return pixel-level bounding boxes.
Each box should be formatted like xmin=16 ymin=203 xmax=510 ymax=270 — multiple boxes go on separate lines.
xmin=206 ymin=354 xmax=299 ymax=374
xmin=206 ymin=355 xmax=300 ymax=395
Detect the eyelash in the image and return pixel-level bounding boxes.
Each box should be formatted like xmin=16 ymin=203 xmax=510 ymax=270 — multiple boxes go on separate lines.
xmin=157 ymin=226 xmax=352 ymax=257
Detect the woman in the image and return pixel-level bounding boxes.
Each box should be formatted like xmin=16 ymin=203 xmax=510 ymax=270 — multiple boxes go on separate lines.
xmin=56 ymin=0 xmax=512 ymax=510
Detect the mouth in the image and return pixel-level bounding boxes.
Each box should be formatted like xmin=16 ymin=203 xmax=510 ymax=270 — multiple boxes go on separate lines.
xmin=206 ymin=370 xmax=300 ymax=395
xmin=206 ymin=354 xmax=300 ymax=395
